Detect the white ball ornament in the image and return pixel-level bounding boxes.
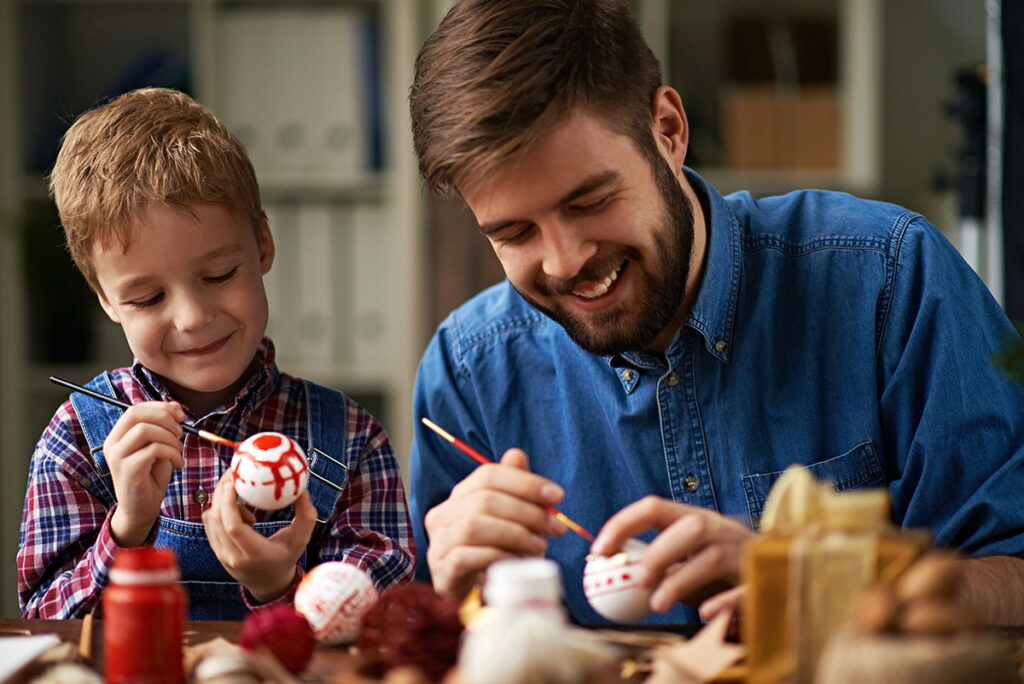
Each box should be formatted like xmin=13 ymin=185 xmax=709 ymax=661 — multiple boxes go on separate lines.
xmin=294 ymin=562 xmax=379 ymax=644
xmin=583 ymin=538 xmax=653 ymax=622
xmin=229 ymin=432 xmax=309 ymax=510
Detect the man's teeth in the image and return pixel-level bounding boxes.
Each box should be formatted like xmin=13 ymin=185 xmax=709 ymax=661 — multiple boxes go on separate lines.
xmin=573 ymin=267 xmax=620 ymax=299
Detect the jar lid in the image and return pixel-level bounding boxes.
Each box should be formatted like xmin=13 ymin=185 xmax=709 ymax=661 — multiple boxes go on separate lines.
xmin=112 ymin=547 xmax=179 ymax=572
xmin=109 ymin=547 xmax=181 ymax=584
xmin=483 ymin=558 xmax=563 ymax=609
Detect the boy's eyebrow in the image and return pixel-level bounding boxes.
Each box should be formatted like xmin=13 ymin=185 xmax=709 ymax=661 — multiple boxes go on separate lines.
xmin=112 ymin=243 xmax=246 ymax=295
xmin=477 ymin=170 xmax=621 ymax=236
xmin=197 ymin=242 xmax=246 ymax=261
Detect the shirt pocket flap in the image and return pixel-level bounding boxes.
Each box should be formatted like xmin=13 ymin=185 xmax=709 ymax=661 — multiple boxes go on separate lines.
xmin=742 ymin=441 xmax=885 ymax=531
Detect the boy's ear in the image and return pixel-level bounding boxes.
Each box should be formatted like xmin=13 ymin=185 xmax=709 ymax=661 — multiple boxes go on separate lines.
xmin=258 ymin=214 xmax=275 ymax=275
xmin=96 ymin=292 xmax=121 ymax=324
xmin=650 ymin=86 xmax=689 ymax=172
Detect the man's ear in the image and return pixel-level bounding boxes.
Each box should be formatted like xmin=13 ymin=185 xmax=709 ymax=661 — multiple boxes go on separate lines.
xmin=258 ymin=213 xmax=275 ymax=275
xmin=651 ymin=86 xmax=689 ymax=171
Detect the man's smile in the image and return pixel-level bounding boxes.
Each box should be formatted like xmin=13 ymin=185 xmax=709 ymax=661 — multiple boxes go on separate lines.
xmin=572 ymin=262 xmax=625 ymax=300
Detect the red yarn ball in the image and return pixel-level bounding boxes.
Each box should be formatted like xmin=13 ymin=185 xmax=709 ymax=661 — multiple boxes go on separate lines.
xmin=356 ymin=582 xmax=464 ymax=682
xmin=239 ymin=604 xmax=316 ymax=674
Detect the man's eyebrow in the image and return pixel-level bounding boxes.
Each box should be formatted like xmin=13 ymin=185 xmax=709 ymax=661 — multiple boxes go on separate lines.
xmin=476 ymin=170 xmax=621 ymax=236
xmin=555 ymin=170 xmax=620 ymax=206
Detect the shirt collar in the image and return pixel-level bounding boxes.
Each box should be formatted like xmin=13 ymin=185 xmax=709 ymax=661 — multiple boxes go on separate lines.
xmin=680 ymin=168 xmax=740 ymax=365
xmin=606 ymin=168 xmax=740 ymax=389
xmin=130 ymin=337 xmax=281 ymax=420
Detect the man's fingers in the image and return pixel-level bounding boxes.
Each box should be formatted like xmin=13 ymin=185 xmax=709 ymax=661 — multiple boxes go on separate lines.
xmin=453 ymin=460 xmax=564 ymax=508
xmin=591 ymin=496 xmax=693 ymax=555
xmin=433 ymin=511 xmax=549 ymax=558
xmin=428 ymin=487 xmax=559 ymax=538
xmin=641 ymin=513 xmax=711 ymax=579
xmin=429 ymin=544 xmax=517 ymax=598
xmin=649 ymin=544 xmax=737 ymax=612
xmin=699 ymin=584 xmax=747 ymax=620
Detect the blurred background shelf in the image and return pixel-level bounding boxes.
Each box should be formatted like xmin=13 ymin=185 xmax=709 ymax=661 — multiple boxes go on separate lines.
xmin=0 ymin=0 xmax=994 ymax=619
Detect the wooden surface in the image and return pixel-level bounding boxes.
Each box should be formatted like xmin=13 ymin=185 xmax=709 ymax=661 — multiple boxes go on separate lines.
xmin=0 ymin=617 xmax=365 ymax=683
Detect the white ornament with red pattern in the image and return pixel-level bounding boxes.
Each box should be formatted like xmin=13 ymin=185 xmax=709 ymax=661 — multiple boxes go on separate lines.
xmin=294 ymin=562 xmax=379 ymax=644
xmin=229 ymin=432 xmax=309 ymax=510
xmin=583 ymin=538 xmax=652 ymax=622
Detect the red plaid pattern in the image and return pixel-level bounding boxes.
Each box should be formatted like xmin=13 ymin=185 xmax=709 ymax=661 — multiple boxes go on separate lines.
xmin=18 ymin=339 xmax=414 ymax=618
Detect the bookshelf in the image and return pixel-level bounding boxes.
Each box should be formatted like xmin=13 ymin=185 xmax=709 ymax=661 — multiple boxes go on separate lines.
xmin=0 ymin=0 xmax=428 ymax=618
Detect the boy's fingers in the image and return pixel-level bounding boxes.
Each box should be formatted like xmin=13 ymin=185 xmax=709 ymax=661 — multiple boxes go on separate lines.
xmin=269 ymin=491 xmax=317 ymax=554
xmin=109 ymin=402 xmax=185 ymax=441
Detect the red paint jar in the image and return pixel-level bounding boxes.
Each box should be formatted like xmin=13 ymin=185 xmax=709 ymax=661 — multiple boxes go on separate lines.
xmin=103 ymin=547 xmax=186 ymax=684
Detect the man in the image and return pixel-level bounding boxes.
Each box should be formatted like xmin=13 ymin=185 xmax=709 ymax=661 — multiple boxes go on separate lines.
xmin=408 ymin=0 xmax=1024 ymax=626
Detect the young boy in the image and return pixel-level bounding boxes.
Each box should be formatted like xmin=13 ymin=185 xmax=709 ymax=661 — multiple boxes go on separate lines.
xmin=18 ymin=88 xmax=415 ymax=619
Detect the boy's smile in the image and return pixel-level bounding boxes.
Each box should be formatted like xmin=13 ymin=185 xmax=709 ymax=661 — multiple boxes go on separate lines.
xmin=92 ymin=202 xmax=274 ymax=415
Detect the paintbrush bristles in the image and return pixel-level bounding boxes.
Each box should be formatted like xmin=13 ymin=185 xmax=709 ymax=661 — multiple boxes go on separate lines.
xmin=198 ymin=430 xmax=238 ymax=448
xmin=421 ymin=417 xmax=457 ymax=444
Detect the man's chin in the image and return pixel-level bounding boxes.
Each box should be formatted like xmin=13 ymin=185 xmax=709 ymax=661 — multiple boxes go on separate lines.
xmin=556 ymin=315 xmax=654 ymax=356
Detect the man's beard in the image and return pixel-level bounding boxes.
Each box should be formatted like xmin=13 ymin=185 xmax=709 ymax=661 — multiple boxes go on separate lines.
xmin=514 ymin=158 xmax=695 ymax=356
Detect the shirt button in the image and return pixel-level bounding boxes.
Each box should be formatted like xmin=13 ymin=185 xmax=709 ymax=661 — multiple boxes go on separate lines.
xmin=683 ymin=475 xmax=699 ymax=492
xmin=666 ymin=371 xmax=680 ymax=387
xmin=715 ymin=340 xmax=728 ymax=353
xmin=622 ymin=369 xmax=635 ymax=382
xmin=193 ymin=488 xmax=209 ymax=505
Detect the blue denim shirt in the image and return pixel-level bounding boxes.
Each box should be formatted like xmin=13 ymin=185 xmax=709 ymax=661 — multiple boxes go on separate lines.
xmin=410 ymin=170 xmax=1024 ymax=626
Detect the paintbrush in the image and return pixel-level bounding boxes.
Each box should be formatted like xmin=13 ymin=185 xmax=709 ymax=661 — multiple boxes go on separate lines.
xmin=49 ymin=376 xmax=240 ymax=448
xmin=420 ymin=416 xmax=594 ymax=542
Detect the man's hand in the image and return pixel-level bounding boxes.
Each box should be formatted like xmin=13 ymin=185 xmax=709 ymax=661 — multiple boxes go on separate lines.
xmin=424 ymin=448 xmax=568 ymax=600
xmin=591 ymin=496 xmax=753 ymax=618
xmin=203 ymin=471 xmax=317 ymax=603
xmin=106 ymin=401 xmax=187 ymax=547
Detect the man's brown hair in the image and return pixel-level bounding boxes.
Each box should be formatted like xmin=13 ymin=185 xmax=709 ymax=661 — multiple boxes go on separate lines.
xmin=49 ymin=87 xmax=263 ymax=293
xmin=410 ymin=0 xmax=663 ymax=196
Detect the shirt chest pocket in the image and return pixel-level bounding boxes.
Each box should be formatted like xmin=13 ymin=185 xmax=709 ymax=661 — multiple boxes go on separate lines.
xmin=741 ymin=441 xmax=886 ymax=531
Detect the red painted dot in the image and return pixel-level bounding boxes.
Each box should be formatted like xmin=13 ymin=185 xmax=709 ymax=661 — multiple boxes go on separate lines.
xmin=254 ymin=433 xmax=283 ymax=450
xmin=622 ymin=573 xmax=631 ymax=581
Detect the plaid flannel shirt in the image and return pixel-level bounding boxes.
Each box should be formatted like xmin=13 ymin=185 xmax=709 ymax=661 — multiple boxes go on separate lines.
xmin=18 ymin=338 xmax=415 ymax=618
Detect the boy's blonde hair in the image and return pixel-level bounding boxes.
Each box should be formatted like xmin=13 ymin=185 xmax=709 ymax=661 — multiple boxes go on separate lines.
xmin=49 ymin=87 xmax=263 ymax=294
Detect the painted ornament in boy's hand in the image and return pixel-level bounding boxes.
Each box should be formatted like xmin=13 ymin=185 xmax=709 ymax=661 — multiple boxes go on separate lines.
xmin=230 ymin=432 xmax=309 ymax=510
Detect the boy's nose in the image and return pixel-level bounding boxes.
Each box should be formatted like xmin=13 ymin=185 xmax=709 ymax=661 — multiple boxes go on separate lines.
xmin=541 ymin=224 xmax=598 ymax=281
xmin=171 ymin=293 xmax=214 ymax=331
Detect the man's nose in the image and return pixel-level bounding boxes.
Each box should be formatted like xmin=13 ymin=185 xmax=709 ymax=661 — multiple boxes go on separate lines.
xmin=540 ymin=223 xmax=598 ymax=280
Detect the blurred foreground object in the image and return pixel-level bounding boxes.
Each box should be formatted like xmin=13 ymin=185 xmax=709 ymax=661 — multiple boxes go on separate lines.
xmin=742 ymin=466 xmax=930 ymax=684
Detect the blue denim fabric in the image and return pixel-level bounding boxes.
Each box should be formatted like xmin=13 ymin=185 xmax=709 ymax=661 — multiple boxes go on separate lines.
xmin=410 ymin=169 xmax=1024 ymax=626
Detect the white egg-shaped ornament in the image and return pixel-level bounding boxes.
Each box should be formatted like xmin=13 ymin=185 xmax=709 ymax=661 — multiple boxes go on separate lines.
xmin=583 ymin=538 xmax=652 ymax=622
xmin=294 ymin=562 xmax=379 ymax=644
xmin=229 ymin=432 xmax=309 ymax=510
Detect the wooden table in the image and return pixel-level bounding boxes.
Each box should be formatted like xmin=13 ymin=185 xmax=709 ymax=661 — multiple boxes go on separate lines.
xmin=0 ymin=617 xmax=364 ymax=683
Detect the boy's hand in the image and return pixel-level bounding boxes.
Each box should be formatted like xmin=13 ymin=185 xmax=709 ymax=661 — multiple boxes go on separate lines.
xmin=106 ymin=401 xmax=186 ymax=547
xmin=203 ymin=471 xmax=318 ymax=603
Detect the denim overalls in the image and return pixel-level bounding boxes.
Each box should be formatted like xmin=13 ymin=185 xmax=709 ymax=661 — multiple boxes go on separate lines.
xmin=72 ymin=372 xmax=351 ymax=619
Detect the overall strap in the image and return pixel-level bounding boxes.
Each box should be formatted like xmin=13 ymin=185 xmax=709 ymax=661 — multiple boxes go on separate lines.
xmin=68 ymin=372 xmax=121 ymax=502
xmin=303 ymin=380 xmax=350 ymax=528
